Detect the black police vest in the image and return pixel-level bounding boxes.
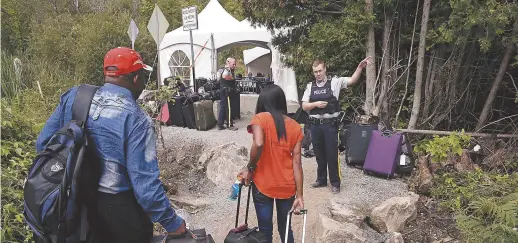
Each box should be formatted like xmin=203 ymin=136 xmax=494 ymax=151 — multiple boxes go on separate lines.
xmin=308 ymin=80 xmax=340 ymax=115
xmin=219 ymin=67 xmax=236 ymax=88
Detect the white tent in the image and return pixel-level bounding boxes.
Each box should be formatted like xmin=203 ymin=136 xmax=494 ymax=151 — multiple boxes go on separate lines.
xmin=158 ymin=0 xmax=298 ymax=102
xmin=243 ymin=47 xmax=271 ymax=77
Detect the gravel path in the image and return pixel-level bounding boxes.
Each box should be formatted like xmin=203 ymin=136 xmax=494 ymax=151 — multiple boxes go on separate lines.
xmin=158 ymin=114 xmax=409 ymax=242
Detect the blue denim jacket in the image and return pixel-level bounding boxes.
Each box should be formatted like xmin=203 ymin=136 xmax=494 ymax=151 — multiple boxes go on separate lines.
xmin=36 ymin=83 xmax=183 ymax=232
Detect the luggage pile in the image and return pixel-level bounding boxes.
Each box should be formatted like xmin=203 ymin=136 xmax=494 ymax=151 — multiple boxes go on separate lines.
xmin=340 ymin=115 xmax=415 ymax=179
xmin=157 ymin=77 xmax=235 ymax=131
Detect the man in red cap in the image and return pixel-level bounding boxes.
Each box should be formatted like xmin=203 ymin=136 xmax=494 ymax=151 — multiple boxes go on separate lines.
xmin=36 ymin=47 xmax=186 ymax=243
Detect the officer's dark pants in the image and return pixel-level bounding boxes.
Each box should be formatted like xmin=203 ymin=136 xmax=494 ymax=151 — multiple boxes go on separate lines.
xmin=218 ymin=88 xmax=233 ymax=127
xmin=310 ymin=122 xmax=341 ymax=187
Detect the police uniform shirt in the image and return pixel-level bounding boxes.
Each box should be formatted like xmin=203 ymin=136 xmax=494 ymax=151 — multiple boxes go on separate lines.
xmin=301 ymin=76 xmax=350 ymax=119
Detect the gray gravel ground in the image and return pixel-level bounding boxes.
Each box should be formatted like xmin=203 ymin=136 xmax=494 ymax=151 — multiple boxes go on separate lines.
xmin=158 ymin=113 xmax=409 ymax=242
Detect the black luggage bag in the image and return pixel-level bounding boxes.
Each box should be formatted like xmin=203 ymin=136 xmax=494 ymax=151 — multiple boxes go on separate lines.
xmin=345 ymin=123 xmax=378 ymax=166
xmin=182 ymin=102 xmax=196 ymax=129
xmin=230 ymin=89 xmax=240 ymax=120
xmin=224 ymin=183 xmax=268 ymax=243
xmin=168 ymin=96 xmax=186 ymax=127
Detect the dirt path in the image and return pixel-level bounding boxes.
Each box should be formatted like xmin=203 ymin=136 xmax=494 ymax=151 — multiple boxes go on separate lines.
xmin=158 ymin=114 xmax=409 ymax=242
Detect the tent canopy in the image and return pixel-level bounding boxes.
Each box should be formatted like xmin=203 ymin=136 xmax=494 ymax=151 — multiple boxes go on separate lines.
xmin=158 ymin=0 xmax=299 ymax=102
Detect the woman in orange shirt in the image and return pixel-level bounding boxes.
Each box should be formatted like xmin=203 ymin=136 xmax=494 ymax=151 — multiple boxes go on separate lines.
xmin=237 ymin=84 xmax=304 ymax=243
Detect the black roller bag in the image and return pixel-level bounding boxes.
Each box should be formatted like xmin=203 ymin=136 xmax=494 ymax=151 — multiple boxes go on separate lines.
xmin=230 ymin=88 xmax=240 ymax=120
xmin=345 ymin=123 xmax=378 ymax=166
xmin=168 ymin=96 xmax=186 ymax=127
xmin=224 ymin=183 xmax=268 ymax=243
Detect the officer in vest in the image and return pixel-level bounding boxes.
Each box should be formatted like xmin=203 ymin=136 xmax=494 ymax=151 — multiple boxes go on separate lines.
xmin=217 ymin=57 xmax=238 ymax=131
xmin=301 ymin=57 xmax=371 ymax=193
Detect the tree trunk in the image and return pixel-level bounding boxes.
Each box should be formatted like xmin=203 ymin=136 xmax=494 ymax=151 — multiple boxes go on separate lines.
xmin=475 ymin=20 xmax=517 ymax=131
xmin=407 ymin=0 xmax=432 ymax=129
xmin=373 ymin=13 xmax=393 ymax=117
xmin=422 ymin=48 xmax=436 ymax=119
xmin=364 ymin=0 xmax=376 ymax=115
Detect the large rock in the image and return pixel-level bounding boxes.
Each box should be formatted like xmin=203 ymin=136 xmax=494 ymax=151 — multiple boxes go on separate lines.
xmin=384 ymin=232 xmax=404 ymax=243
xmin=199 ymin=143 xmax=248 ymax=185
xmin=329 ymin=198 xmax=365 ymax=227
xmin=370 ymin=192 xmax=419 ymax=233
xmin=316 ymin=214 xmax=366 ymax=243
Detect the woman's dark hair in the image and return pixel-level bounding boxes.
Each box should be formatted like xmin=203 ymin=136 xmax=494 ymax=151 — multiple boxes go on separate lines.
xmin=255 ymin=84 xmax=288 ymax=142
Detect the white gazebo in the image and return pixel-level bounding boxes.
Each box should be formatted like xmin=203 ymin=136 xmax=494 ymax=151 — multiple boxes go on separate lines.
xmin=158 ymin=0 xmax=298 ymax=102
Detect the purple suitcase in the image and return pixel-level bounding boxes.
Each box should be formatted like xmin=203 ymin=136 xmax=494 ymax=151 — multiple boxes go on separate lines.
xmin=363 ymin=130 xmax=403 ymax=178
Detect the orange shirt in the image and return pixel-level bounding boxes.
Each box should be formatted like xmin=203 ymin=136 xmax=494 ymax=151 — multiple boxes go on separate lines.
xmin=247 ymin=112 xmax=303 ymax=199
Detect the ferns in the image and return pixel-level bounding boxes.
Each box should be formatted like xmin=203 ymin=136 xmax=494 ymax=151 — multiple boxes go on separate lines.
xmin=456 ymin=192 xmax=518 ymax=242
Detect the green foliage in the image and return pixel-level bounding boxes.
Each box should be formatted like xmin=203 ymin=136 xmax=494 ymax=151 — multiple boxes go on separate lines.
xmin=414 ymin=132 xmax=472 ymax=163
xmin=432 ymin=171 xmax=518 ymax=242
xmin=1 ymin=101 xmax=39 ymax=243
xmin=456 ymin=193 xmax=518 ymax=242
xmin=428 ymin=0 xmax=518 ymax=52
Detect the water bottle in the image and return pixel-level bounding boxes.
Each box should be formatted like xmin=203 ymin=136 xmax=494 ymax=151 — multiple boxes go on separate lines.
xmin=229 ymin=178 xmax=242 ymax=201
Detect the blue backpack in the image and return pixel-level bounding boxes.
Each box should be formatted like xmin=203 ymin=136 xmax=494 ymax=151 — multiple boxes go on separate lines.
xmin=24 ymin=84 xmax=101 ymax=243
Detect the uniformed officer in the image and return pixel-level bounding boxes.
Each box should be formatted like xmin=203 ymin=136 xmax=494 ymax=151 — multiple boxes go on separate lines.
xmin=217 ymin=57 xmax=238 ymax=131
xmin=301 ymin=57 xmax=371 ymax=193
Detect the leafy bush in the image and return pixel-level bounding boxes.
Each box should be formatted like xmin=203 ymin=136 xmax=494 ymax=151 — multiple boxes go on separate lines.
xmin=414 ymin=132 xmax=472 ymax=163
xmin=432 ymin=171 xmax=518 ymax=242
xmin=456 ymin=193 xmax=518 ymax=242
xmin=1 ymin=101 xmax=39 ymax=243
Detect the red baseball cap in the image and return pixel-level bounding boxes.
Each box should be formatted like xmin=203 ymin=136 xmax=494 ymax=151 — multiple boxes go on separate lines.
xmin=103 ymin=47 xmax=153 ymax=76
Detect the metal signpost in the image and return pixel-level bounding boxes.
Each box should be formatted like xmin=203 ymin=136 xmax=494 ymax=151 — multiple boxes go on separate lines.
xmin=147 ymin=4 xmax=169 ymax=88
xmin=182 ymin=6 xmax=198 ymax=90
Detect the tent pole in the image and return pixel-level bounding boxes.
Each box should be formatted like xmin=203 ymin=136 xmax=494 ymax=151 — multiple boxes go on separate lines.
xmin=190 ymin=30 xmax=196 ymax=90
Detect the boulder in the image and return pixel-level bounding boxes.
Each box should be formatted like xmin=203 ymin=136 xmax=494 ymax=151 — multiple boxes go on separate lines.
xmin=199 ymin=143 xmax=248 ymax=185
xmin=384 ymin=232 xmax=404 ymax=243
xmin=328 ymin=198 xmax=365 ymax=227
xmin=417 ymin=155 xmax=433 ymax=194
xmin=316 ymin=214 xmax=366 ymax=243
xmin=370 ymin=192 xmax=419 ymax=233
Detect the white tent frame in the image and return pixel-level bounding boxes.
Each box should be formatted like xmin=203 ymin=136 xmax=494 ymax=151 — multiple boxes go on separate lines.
xmin=158 ymin=0 xmax=298 ymax=102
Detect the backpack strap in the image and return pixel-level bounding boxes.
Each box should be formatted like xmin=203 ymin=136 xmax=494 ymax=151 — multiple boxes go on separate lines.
xmin=60 ymin=84 xmax=98 ymax=243
xmin=72 ymin=84 xmax=99 ymax=127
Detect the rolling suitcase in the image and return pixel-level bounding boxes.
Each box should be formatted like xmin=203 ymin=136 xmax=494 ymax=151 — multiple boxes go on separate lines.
xmin=150 ymin=228 xmax=215 ymax=243
xmin=193 ymin=100 xmax=216 ymax=131
xmin=230 ymin=89 xmax=240 ymax=120
xmin=363 ymin=130 xmax=403 ymax=178
xmin=182 ymin=102 xmax=196 ymax=129
xmin=169 ymin=96 xmax=186 ymax=127
xmin=224 ymin=184 xmax=268 ymax=243
xmin=345 ymin=123 xmax=378 ymax=166
xmin=285 ymin=209 xmax=308 ymax=243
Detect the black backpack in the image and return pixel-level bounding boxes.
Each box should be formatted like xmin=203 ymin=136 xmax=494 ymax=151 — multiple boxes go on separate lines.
xmin=24 ymin=84 xmax=101 ymax=243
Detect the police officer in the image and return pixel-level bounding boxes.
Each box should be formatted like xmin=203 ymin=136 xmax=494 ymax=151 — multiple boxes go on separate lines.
xmin=301 ymin=57 xmax=371 ymax=193
xmin=217 ymin=57 xmax=238 ymax=131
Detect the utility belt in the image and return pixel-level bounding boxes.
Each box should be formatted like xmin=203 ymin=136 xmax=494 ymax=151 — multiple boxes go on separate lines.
xmin=308 ymin=116 xmax=338 ymax=126
xmin=220 ymin=86 xmax=237 ymax=95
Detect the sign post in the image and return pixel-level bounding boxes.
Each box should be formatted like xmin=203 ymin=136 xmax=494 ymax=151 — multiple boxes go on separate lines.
xmin=182 ymin=6 xmax=198 ymax=90
xmin=147 ymin=4 xmax=169 ymax=88
xmin=127 ymin=19 xmax=139 ymax=50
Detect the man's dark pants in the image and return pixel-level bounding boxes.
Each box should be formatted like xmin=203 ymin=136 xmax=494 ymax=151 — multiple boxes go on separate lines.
xmin=89 ymin=191 xmax=153 ymax=243
xmin=310 ymin=122 xmax=341 ymax=187
xmin=218 ymin=88 xmax=233 ymax=127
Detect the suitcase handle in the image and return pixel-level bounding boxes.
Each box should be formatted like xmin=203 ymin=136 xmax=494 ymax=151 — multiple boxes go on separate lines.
xmin=285 ymin=209 xmax=307 ymax=243
xmin=234 ymin=182 xmax=252 ymax=228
